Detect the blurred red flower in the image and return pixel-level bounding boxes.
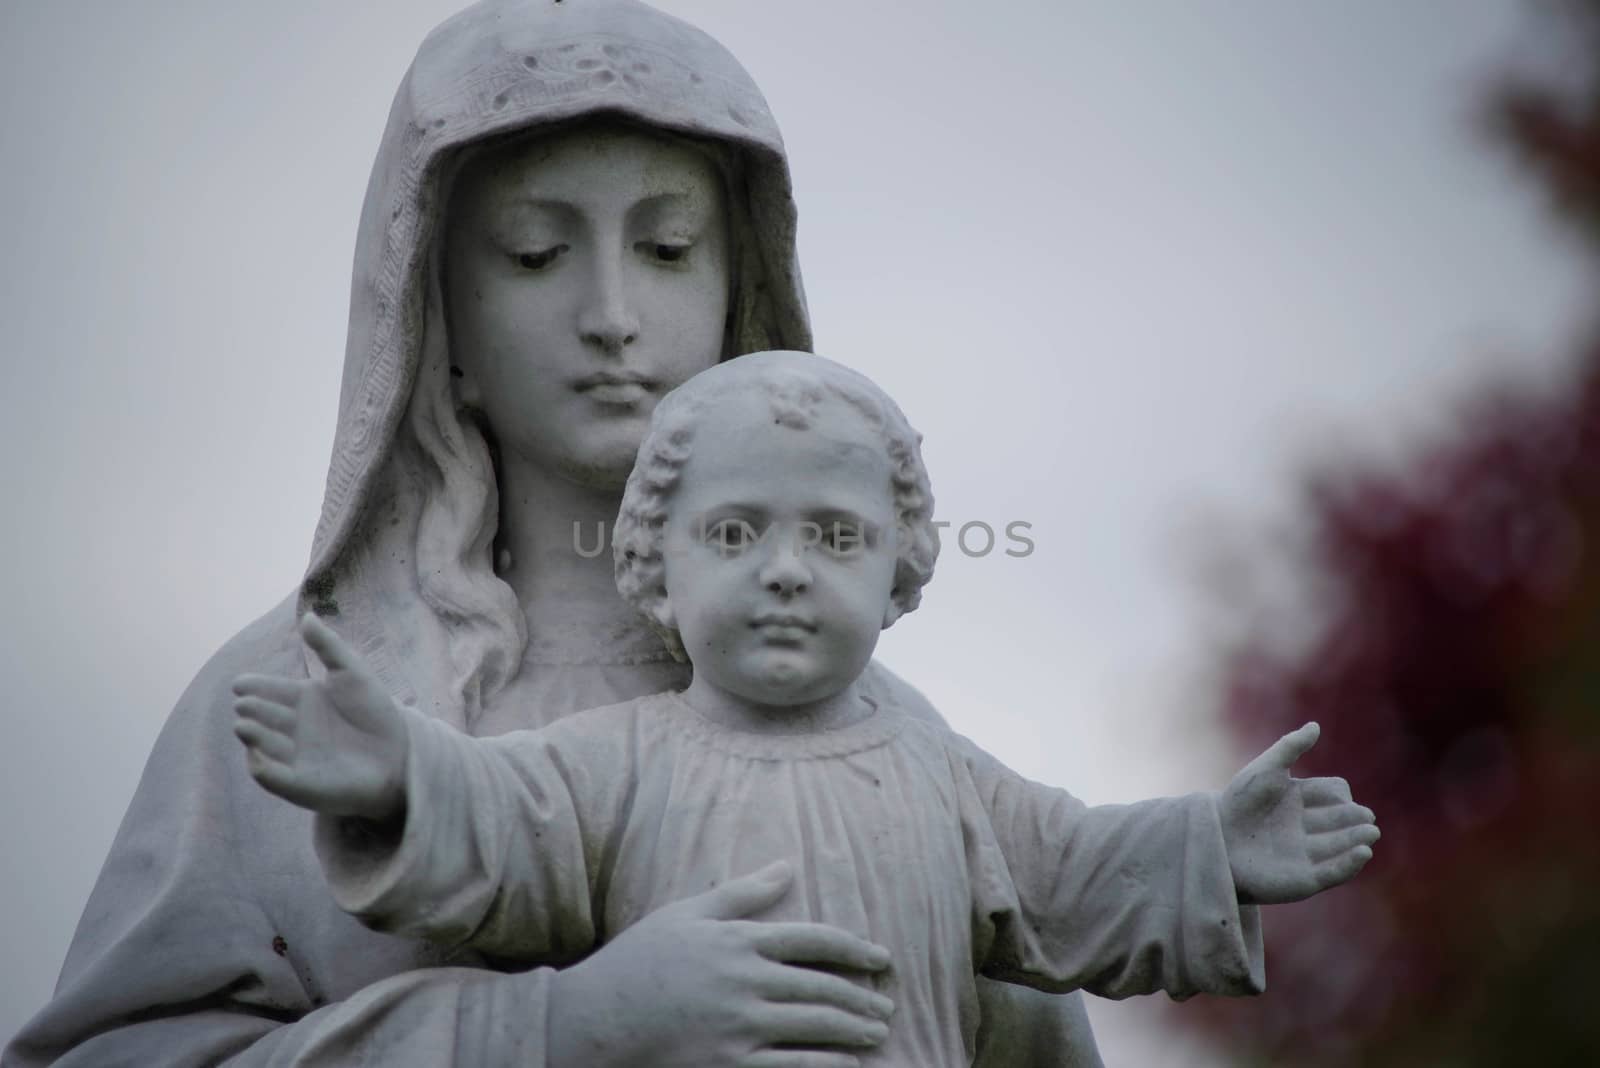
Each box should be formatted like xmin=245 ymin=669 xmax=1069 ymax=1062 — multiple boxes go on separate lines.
xmin=1183 ymin=3 xmax=1600 ymax=1063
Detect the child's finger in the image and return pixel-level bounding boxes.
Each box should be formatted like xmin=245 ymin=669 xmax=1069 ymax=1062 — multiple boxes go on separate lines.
xmin=234 ymin=696 xmax=297 ymax=734
xmin=231 ymin=674 xmax=303 ymax=704
xmin=1307 ymin=823 xmax=1381 ymax=862
xmin=1300 ymin=776 xmax=1354 ymax=807
xmin=245 ymin=749 xmax=300 ymax=800
xmin=299 ymin=613 xmax=358 ymax=674
xmin=233 ymin=719 xmax=294 ymax=763
xmin=1314 ymin=844 xmax=1374 ymax=889
xmin=1257 ymin=722 xmax=1320 ymax=771
xmin=1304 ymin=802 xmax=1375 ymax=833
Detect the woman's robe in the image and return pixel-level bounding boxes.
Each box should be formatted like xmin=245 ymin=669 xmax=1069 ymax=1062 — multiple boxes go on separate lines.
xmin=5 ymin=0 xmax=1110 ymax=1063
xmin=14 ymin=595 xmax=1086 ymax=1066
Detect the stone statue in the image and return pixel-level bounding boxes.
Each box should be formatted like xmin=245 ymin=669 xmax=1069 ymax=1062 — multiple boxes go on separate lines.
xmin=232 ymin=351 xmax=1379 ymax=1067
xmin=3 ymin=1 xmax=1111 ymax=1064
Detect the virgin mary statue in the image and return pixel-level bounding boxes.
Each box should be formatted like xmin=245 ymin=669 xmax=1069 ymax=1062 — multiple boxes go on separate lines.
xmin=7 ymin=1 xmax=1104 ymax=1064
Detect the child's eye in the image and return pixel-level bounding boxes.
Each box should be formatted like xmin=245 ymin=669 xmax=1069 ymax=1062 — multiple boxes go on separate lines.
xmin=513 ymin=245 xmax=569 ymax=272
xmin=637 ymin=241 xmax=691 ymax=265
xmin=705 ymin=519 xmax=760 ymax=554
xmin=820 ymin=522 xmax=867 ymax=555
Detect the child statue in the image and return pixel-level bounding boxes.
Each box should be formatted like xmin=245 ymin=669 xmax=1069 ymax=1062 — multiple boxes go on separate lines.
xmin=234 ymin=351 xmax=1379 ymax=1066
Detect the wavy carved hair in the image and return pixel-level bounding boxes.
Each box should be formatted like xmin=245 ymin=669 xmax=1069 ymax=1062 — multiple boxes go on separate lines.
xmin=384 ymin=119 xmax=763 ymax=722
xmin=613 ymin=357 xmax=940 ymax=661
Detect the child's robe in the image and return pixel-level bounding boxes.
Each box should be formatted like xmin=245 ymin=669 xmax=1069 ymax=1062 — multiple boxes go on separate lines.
xmin=319 ymin=692 xmax=1265 ymax=1067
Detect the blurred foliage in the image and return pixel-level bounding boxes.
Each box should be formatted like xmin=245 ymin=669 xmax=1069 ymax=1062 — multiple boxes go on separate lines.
xmin=1183 ymin=2 xmax=1600 ymax=1065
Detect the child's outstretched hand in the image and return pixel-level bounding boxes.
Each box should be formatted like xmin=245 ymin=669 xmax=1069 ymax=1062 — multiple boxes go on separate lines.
xmin=1219 ymin=723 xmax=1379 ymax=905
xmin=231 ymin=613 xmax=409 ymax=824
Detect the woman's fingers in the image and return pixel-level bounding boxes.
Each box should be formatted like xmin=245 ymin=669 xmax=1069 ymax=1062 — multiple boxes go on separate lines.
xmin=746 ymin=922 xmax=892 ymax=972
xmin=234 ymin=696 xmax=297 ymax=734
xmin=742 ymin=1053 xmax=861 ymax=1068
xmin=683 ymin=861 xmax=796 ymax=921
xmin=233 ymin=719 xmax=294 ymax=762
xmin=1308 ymin=823 xmax=1381 ymax=862
xmin=1304 ymin=802 xmax=1376 ymax=833
xmin=232 ymin=674 xmax=302 ymax=705
xmin=754 ymin=962 xmax=894 ymax=1021
xmin=753 ymin=1003 xmax=888 ymax=1050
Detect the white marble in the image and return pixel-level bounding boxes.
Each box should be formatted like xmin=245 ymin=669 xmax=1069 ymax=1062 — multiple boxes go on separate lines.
xmin=17 ymin=1 xmax=1571 ymax=1064
xmin=5 ymin=3 xmax=1110 ymax=1065
xmin=232 ymin=353 xmax=1376 ymax=1066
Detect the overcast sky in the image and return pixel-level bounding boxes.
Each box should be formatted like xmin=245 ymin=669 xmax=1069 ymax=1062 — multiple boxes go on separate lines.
xmin=1 ymin=1 xmax=1593 ymax=1060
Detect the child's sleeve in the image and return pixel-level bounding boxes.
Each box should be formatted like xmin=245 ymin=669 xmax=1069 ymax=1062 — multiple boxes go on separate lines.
xmin=952 ymin=735 xmax=1265 ymax=1001
xmin=311 ymin=704 xmax=632 ymax=964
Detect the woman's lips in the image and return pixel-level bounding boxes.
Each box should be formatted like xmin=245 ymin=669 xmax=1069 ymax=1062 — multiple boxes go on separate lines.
xmin=580 ymin=381 xmax=651 ymax=404
xmin=574 ymin=372 xmax=657 ymax=404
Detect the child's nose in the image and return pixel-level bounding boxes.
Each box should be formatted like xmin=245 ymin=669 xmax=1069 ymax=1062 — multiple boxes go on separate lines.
xmin=759 ymin=540 xmax=812 ymax=596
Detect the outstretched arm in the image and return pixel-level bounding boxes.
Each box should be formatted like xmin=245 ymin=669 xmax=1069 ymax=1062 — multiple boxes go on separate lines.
xmin=966 ymin=723 xmax=1377 ymax=1000
xmin=942 ymin=726 xmax=1261 ymax=1000
xmin=232 ymin=613 xmax=409 ymax=823
xmin=1219 ymin=723 xmax=1380 ymax=905
xmin=8 ymin=604 xmax=895 ymax=1068
xmin=230 ymin=611 xmax=603 ymax=958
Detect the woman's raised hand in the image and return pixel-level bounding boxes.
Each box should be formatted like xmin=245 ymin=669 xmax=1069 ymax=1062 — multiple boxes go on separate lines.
xmin=231 ymin=613 xmax=409 ymax=823
xmin=547 ymin=861 xmax=895 ymax=1068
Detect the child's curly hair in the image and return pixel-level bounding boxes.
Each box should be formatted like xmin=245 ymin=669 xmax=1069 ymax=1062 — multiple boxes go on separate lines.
xmin=613 ymin=351 xmax=939 ymax=661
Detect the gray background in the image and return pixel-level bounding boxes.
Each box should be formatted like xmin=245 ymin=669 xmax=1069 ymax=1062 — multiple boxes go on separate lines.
xmin=2 ymin=2 xmax=1593 ymax=1061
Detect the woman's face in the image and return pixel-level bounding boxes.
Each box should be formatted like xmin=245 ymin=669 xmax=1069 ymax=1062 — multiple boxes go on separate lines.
xmin=444 ymin=123 xmax=731 ymax=489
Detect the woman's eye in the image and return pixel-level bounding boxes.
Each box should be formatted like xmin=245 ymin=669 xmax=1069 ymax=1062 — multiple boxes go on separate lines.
xmin=514 ymin=245 xmax=568 ymax=271
xmin=638 ymin=241 xmax=690 ymax=265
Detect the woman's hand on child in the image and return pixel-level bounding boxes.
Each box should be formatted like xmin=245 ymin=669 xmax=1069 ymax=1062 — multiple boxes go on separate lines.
xmin=1219 ymin=723 xmax=1379 ymax=905
xmin=548 ymin=861 xmax=895 ymax=1068
xmin=231 ymin=613 xmax=409 ymax=824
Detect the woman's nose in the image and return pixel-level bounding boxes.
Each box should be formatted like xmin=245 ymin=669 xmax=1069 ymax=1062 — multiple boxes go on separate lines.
xmin=578 ymin=249 xmax=640 ymax=354
xmin=758 ymin=540 xmax=812 ymax=596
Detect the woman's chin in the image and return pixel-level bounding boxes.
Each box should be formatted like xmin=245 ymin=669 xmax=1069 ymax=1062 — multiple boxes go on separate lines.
xmin=541 ymin=445 xmax=644 ymax=493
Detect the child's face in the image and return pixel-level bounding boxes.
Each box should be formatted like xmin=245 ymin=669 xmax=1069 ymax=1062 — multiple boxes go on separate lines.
xmin=660 ymin=391 xmax=900 ymax=708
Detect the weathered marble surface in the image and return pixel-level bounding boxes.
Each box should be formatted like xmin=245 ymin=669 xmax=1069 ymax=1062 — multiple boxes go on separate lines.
xmin=5 ymin=2 xmax=1112 ymax=1065
xmin=230 ymin=352 xmax=1375 ymax=1065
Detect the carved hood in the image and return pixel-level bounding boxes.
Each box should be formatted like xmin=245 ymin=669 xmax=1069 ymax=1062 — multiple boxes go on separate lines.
xmin=295 ymin=0 xmax=811 ymax=721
